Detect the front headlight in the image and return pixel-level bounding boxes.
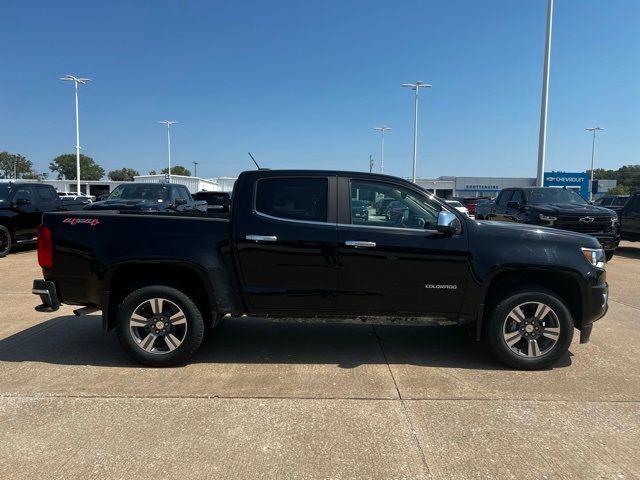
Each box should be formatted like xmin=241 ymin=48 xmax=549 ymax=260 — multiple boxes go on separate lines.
xmin=581 ymin=247 xmax=606 ymax=268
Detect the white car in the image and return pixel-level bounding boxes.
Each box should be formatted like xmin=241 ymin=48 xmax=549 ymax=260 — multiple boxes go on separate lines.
xmin=57 ymin=191 xmax=94 ymax=202
xmin=445 ymin=200 xmax=470 ymax=216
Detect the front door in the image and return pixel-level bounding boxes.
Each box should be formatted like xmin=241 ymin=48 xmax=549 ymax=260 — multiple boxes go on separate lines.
xmin=336 ymin=177 xmax=469 ymax=315
xmin=232 ymin=174 xmax=338 ymax=312
xmin=12 ymin=186 xmax=39 ymax=238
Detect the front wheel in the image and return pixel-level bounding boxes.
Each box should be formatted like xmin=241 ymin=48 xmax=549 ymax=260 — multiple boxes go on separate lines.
xmin=485 ymin=288 xmax=574 ymax=370
xmin=0 ymin=225 xmax=13 ymax=258
xmin=116 ymin=285 xmax=205 ymax=367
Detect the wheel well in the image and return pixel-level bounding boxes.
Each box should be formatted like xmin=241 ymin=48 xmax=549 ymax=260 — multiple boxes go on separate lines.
xmin=482 ymin=270 xmax=582 ymax=329
xmin=106 ymin=264 xmax=216 ymax=330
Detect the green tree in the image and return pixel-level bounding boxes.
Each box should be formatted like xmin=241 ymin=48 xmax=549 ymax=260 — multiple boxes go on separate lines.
xmin=607 ymin=185 xmax=631 ymax=195
xmin=0 ymin=152 xmax=33 ymax=179
xmin=148 ymin=170 xmax=157 ymax=175
xmin=108 ymin=168 xmax=139 ymax=181
xmin=49 ymin=154 xmax=105 ymax=181
xmin=160 ymin=165 xmax=191 ymax=176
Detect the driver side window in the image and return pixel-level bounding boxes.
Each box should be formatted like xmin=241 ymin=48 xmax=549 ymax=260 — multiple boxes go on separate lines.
xmin=350 ymin=180 xmax=441 ymax=230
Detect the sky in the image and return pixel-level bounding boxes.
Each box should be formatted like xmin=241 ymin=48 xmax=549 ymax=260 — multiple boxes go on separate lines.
xmin=1 ymin=0 xmax=638 ymax=181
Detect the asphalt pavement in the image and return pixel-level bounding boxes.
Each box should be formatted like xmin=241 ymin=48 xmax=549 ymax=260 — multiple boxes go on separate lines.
xmin=1 ymin=242 xmax=639 ymax=479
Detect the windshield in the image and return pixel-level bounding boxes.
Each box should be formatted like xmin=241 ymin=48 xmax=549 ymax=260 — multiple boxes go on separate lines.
xmin=0 ymin=185 xmax=11 ymax=201
xmin=108 ymin=184 xmax=169 ymax=201
xmin=526 ymin=188 xmax=588 ymax=205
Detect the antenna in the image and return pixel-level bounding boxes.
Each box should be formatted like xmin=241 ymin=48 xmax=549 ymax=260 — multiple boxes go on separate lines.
xmin=248 ymin=152 xmax=261 ymax=169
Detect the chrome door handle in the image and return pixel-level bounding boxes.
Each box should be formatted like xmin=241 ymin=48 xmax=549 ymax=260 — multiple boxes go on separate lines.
xmin=345 ymin=240 xmax=376 ymax=248
xmin=246 ymin=235 xmax=278 ymax=242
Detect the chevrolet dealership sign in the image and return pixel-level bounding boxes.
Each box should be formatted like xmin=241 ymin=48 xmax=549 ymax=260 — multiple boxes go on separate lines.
xmin=543 ymin=172 xmax=589 ymax=198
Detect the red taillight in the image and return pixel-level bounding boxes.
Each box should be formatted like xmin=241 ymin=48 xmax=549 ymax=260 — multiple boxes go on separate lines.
xmin=37 ymin=225 xmax=53 ymax=269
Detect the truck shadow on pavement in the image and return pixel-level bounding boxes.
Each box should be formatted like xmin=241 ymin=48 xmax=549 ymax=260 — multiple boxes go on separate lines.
xmin=615 ymin=244 xmax=640 ymax=260
xmin=0 ymin=314 xmax=572 ymax=370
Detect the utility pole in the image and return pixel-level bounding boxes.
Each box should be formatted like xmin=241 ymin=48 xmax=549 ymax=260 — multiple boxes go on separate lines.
xmin=586 ymin=127 xmax=604 ymax=202
xmin=192 ymin=161 xmax=198 ymax=177
xmin=536 ymin=0 xmax=554 ymax=186
xmin=402 ymin=81 xmax=432 ymax=183
xmin=369 ymin=155 xmax=374 ymax=173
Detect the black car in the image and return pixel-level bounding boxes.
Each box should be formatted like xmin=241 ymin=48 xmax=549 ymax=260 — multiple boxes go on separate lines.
xmin=593 ymin=195 xmax=630 ymax=218
xmin=193 ymin=191 xmax=231 ymax=212
xmin=33 ymin=170 xmax=609 ymax=370
xmin=0 ymin=182 xmax=87 ymax=257
xmin=351 ymin=199 xmax=369 ymax=221
xmin=620 ymin=192 xmax=640 ymax=241
xmin=485 ymin=187 xmax=620 ymax=260
xmin=85 ymin=183 xmax=205 ymax=212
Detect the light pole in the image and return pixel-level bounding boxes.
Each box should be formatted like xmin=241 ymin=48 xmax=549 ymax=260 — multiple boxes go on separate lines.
xmin=159 ymin=120 xmax=177 ymax=182
xmin=402 ymin=81 xmax=432 ymax=183
xmin=586 ymin=127 xmax=604 ymax=202
xmin=536 ymin=0 xmax=554 ymax=186
xmin=373 ymin=126 xmax=392 ymax=174
xmin=192 ymin=161 xmax=198 ymax=177
xmin=60 ymin=75 xmax=91 ymax=194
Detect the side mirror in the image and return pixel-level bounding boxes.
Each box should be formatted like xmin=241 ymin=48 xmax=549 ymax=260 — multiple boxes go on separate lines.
xmin=436 ymin=211 xmax=461 ymax=235
xmin=506 ymin=201 xmax=521 ymax=210
xmin=15 ymin=198 xmax=31 ymax=206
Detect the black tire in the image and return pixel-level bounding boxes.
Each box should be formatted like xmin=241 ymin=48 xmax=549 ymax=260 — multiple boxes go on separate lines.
xmin=116 ymin=285 xmax=205 ymax=367
xmin=0 ymin=225 xmax=13 ymax=258
xmin=605 ymin=250 xmax=615 ymax=261
xmin=485 ymin=287 xmax=574 ymax=370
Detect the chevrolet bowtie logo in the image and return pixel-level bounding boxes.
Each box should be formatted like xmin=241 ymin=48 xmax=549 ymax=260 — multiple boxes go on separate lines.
xmin=579 ymin=216 xmax=595 ymax=223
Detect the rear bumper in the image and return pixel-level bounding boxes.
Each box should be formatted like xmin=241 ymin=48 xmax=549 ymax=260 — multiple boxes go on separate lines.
xmin=32 ymin=279 xmax=60 ymax=312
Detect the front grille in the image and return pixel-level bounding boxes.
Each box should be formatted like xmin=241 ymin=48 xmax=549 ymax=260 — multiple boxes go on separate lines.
xmin=555 ymin=216 xmax=613 ymax=234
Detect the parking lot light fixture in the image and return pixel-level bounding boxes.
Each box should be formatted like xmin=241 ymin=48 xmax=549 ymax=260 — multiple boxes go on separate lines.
xmin=373 ymin=127 xmax=392 ymax=174
xmin=586 ymin=127 xmax=604 ymax=202
xmin=60 ymin=75 xmax=91 ymax=195
xmin=402 ymin=81 xmax=432 ymax=183
xmin=159 ymin=120 xmax=178 ymax=182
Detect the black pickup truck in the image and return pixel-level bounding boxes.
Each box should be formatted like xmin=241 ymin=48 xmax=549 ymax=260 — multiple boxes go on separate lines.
xmin=32 ymin=170 xmax=609 ymax=370
xmin=478 ymin=187 xmax=620 ymax=260
xmin=85 ymin=183 xmax=206 ymax=212
xmin=0 ymin=182 xmax=88 ymax=257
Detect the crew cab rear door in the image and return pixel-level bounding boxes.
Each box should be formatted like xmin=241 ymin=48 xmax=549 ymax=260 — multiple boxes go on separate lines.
xmin=231 ymin=173 xmax=338 ymax=312
xmin=336 ymin=176 xmax=469 ymax=315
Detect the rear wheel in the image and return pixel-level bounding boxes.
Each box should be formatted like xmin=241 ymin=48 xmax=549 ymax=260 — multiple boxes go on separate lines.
xmin=116 ymin=285 xmax=205 ymax=367
xmin=485 ymin=288 xmax=574 ymax=370
xmin=0 ymin=225 xmax=13 ymax=258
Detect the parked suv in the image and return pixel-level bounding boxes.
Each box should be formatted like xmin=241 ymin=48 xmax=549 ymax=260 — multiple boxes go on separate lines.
xmin=0 ymin=182 xmax=87 ymax=257
xmin=593 ymin=195 xmax=630 ymax=218
xmin=485 ymin=187 xmax=620 ymax=260
xmin=620 ymin=192 xmax=640 ymax=241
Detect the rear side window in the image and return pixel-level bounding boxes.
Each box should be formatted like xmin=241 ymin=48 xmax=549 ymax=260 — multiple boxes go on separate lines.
xmin=36 ymin=186 xmax=56 ymax=202
xmin=497 ymin=190 xmax=513 ymax=207
xmin=256 ymin=178 xmax=328 ymax=222
xmin=510 ymin=190 xmax=524 ymax=205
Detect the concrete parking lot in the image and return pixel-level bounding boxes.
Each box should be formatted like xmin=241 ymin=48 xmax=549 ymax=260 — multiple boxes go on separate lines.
xmin=1 ymin=243 xmax=639 ymax=479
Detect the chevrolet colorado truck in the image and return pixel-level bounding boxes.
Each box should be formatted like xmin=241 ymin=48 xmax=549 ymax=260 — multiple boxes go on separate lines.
xmin=479 ymin=187 xmax=620 ymax=260
xmin=32 ymin=170 xmax=609 ymax=370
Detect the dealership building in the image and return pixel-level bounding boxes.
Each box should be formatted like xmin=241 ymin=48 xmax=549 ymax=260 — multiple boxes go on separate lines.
xmin=416 ymin=171 xmax=616 ymax=199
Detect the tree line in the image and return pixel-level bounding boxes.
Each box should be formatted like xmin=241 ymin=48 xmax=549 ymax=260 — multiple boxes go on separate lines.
xmin=0 ymin=151 xmax=192 ymax=182
xmin=589 ymin=165 xmax=640 ymax=195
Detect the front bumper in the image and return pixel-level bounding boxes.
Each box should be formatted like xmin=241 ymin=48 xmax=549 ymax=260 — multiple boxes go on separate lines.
xmin=32 ymin=279 xmax=60 ymax=312
xmin=579 ymin=280 xmax=608 ymax=344
xmin=594 ymin=234 xmax=620 ymax=252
